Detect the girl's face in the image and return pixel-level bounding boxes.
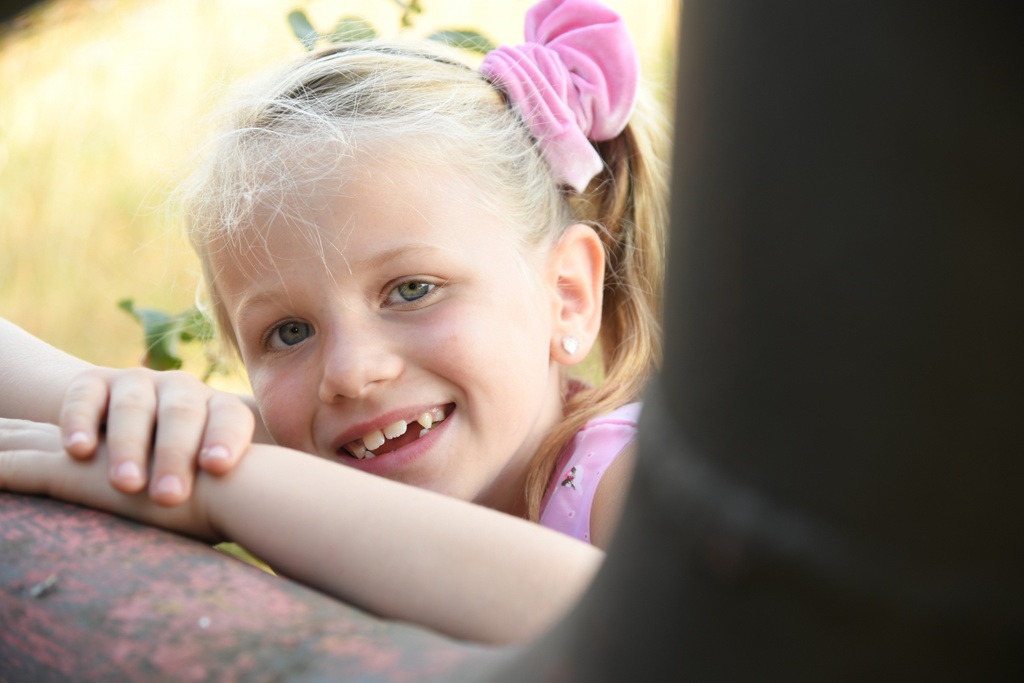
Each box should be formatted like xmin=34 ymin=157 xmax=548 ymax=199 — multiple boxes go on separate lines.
xmin=212 ymin=161 xmax=566 ymax=515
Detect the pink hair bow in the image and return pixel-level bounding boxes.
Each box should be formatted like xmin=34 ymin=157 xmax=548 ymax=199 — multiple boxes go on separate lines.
xmin=480 ymin=0 xmax=640 ymax=192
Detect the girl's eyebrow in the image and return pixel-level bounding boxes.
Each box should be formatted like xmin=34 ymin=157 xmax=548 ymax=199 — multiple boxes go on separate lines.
xmin=230 ymin=243 xmax=450 ymax=322
xmin=231 ymin=289 xmax=283 ymax=328
xmin=356 ymin=243 xmax=448 ymax=270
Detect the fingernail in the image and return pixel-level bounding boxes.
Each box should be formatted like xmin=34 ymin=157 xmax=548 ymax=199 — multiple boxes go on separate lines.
xmin=114 ymin=461 xmax=142 ymax=484
xmin=154 ymin=475 xmax=184 ymax=498
xmin=201 ymin=445 xmax=230 ymax=463
xmin=66 ymin=431 xmax=90 ymax=448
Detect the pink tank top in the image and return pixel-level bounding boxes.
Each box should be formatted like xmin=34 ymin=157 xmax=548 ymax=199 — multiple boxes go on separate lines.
xmin=538 ymin=403 xmax=641 ymax=544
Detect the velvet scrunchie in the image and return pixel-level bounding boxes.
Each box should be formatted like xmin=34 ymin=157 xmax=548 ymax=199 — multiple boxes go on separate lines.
xmin=480 ymin=0 xmax=640 ymax=193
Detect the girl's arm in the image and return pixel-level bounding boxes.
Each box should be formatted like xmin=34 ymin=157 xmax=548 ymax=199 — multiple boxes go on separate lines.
xmin=0 ymin=317 xmax=94 ymax=423
xmin=0 ymin=418 xmax=602 ymax=644
xmin=210 ymin=444 xmax=603 ymax=643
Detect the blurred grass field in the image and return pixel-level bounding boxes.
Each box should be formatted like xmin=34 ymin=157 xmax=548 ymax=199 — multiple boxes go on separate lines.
xmin=0 ymin=0 xmax=677 ymax=390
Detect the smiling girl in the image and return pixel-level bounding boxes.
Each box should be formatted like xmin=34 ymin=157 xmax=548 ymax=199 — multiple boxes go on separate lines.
xmin=0 ymin=0 xmax=668 ymax=642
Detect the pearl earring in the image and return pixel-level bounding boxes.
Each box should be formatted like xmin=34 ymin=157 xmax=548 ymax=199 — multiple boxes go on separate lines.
xmin=561 ymin=336 xmax=580 ymax=356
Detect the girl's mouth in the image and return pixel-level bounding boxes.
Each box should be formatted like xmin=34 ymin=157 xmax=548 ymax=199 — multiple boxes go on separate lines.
xmin=339 ymin=405 xmax=451 ymax=460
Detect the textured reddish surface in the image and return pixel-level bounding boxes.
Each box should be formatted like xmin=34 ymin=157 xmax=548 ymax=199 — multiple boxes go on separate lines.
xmin=0 ymin=493 xmax=502 ymax=682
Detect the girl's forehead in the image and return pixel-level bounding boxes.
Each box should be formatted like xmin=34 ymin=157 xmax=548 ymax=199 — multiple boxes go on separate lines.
xmin=206 ymin=159 xmax=537 ymax=280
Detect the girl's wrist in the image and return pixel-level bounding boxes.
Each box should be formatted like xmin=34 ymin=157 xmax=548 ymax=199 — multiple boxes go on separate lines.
xmin=191 ymin=449 xmax=241 ymax=544
xmin=194 ymin=442 xmax=283 ymax=544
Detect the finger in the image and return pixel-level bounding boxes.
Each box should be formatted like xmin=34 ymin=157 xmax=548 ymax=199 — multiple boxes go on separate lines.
xmin=0 ymin=418 xmax=62 ymax=451
xmin=104 ymin=372 xmax=158 ymax=494
xmin=0 ymin=419 xmax=76 ymax=496
xmin=197 ymin=392 xmax=256 ymax=475
xmin=0 ymin=448 xmax=70 ymax=496
xmin=148 ymin=383 xmax=208 ymax=506
xmin=59 ymin=371 xmax=112 ymax=459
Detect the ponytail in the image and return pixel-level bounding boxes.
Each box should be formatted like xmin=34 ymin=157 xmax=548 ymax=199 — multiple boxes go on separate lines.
xmin=524 ymin=89 xmax=671 ymax=521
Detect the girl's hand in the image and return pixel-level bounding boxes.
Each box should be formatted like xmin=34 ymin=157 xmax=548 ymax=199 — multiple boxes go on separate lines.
xmin=0 ymin=417 xmax=217 ymax=540
xmin=59 ymin=367 xmax=256 ymax=506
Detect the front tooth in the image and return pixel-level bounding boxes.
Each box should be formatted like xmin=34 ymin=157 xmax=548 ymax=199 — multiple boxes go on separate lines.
xmin=416 ymin=412 xmax=433 ymax=429
xmin=364 ymin=451 xmax=376 ymax=459
xmin=363 ymin=430 xmax=385 ymax=451
xmin=383 ymin=420 xmax=407 ymax=439
xmin=349 ymin=441 xmax=366 ymax=459
xmin=432 ymin=406 xmax=447 ymax=423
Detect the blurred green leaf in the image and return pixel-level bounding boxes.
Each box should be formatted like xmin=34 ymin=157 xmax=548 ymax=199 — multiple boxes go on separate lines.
xmin=399 ymin=0 xmax=423 ymax=28
xmin=215 ymin=542 xmax=276 ymax=575
xmin=288 ymin=9 xmax=319 ymax=51
xmin=118 ymin=299 xmax=221 ymax=378
xmin=178 ymin=306 xmax=215 ymax=344
xmin=287 ymin=2 xmax=490 ymax=54
xmin=118 ymin=298 xmax=183 ymax=371
xmin=427 ymin=29 xmax=495 ymax=55
xmin=327 ymin=16 xmax=378 ymax=43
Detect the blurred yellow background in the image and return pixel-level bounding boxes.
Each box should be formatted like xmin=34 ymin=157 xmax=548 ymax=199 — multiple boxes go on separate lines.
xmin=0 ymin=0 xmax=678 ymax=389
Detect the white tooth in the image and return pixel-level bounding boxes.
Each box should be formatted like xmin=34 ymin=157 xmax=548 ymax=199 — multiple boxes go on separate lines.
xmin=363 ymin=430 xmax=385 ymax=451
xmin=416 ymin=412 xmax=433 ymax=429
xmin=364 ymin=451 xmax=376 ymax=459
xmin=419 ymin=428 xmax=431 ymax=438
xmin=349 ymin=442 xmax=366 ymax=459
xmin=383 ymin=420 xmax=407 ymax=439
xmin=432 ymin=406 xmax=447 ymax=423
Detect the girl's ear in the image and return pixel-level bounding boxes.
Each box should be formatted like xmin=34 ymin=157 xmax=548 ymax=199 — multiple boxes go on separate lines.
xmin=548 ymin=223 xmax=605 ymax=366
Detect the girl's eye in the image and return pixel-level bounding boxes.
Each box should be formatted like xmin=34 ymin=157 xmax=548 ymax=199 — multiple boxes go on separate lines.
xmin=388 ymin=280 xmax=436 ymax=305
xmin=269 ymin=321 xmax=313 ymax=349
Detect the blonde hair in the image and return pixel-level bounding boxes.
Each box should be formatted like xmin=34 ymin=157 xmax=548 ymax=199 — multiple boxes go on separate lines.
xmin=525 ymin=88 xmax=670 ymax=519
xmin=179 ymin=40 xmax=670 ymax=520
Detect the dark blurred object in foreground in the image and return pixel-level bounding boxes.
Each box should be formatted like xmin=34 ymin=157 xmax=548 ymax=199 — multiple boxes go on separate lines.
xmin=490 ymin=0 xmax=1023 ymax=680
xmin=0 ymin=0 xmax=33 ymax=27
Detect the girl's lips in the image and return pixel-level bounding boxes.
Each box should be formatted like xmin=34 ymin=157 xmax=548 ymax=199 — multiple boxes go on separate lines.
xmin=333 ymin=405 xmax=455 ymax=479
xmin=335 ymin=404 xmax=452 ymax=460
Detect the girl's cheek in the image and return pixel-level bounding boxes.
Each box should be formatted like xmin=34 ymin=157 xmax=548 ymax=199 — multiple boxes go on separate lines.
xmin=249 ymin=368 xmax=307 ymax=450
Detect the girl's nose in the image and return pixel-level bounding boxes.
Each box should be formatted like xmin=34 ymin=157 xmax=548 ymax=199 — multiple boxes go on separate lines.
xmin=317 ymin=325 xmax=403 ymax=402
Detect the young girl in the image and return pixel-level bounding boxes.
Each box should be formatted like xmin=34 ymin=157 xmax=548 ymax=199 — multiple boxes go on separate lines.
xmin=0 ymin=0 xmax=668 ymax=643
